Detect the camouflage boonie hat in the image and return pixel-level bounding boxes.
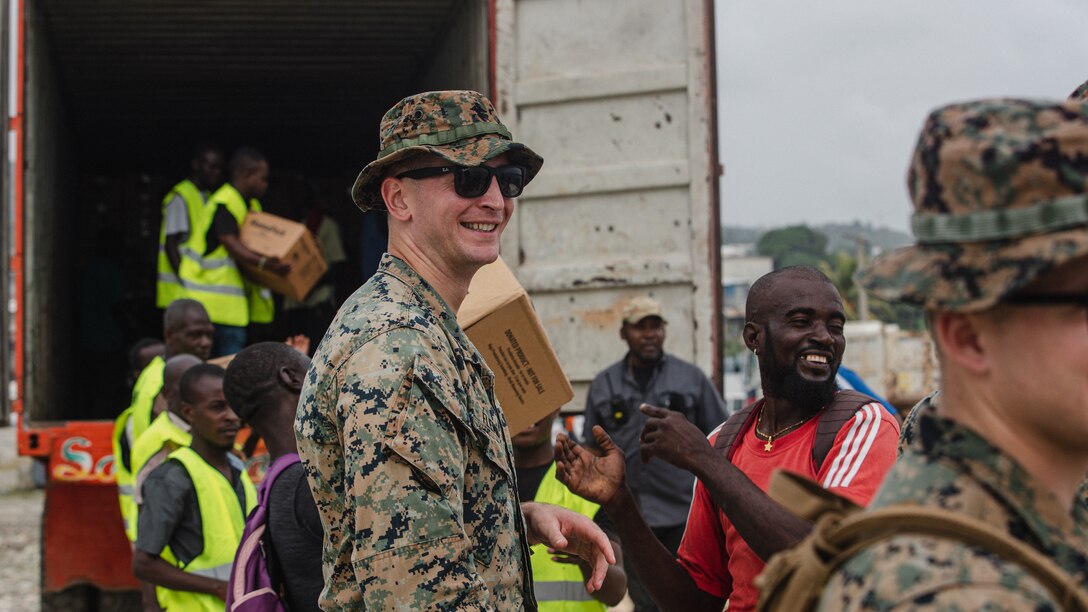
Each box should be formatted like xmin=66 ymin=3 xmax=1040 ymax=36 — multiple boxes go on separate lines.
xmin=1070 ymin=80 xmax=1088 ymax=102
xmin=351 ymin=90 xmax=544 ymax=212
xmin=858 ymin=98 xmax=1088 ymax=312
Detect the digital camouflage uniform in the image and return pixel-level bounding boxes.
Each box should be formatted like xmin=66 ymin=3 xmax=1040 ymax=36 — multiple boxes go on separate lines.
xmin=295 ymin=254 xmax=534 ymax=610
xmin=815 ymin=98 xmax=1088 ymax=609
xmin=819 ymin=394 xmax=1088 ymax=609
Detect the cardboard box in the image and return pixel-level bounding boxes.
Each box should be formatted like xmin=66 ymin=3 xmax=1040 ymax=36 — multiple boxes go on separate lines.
xmin=458 ymin=257 xmax=574 ymax=436
xmin=240 ymin=211 xmax=328 ymax=301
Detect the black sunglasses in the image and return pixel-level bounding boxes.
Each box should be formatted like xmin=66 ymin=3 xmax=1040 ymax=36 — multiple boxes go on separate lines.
xmin=395 ymin=164 xmax=528 ymax=199
xmin=1005 ymin=292 xmax=1088 ymax=312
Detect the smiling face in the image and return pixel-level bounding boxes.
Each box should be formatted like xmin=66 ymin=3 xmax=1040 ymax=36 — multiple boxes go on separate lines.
xmin=386 ymin=153 xmax=514 ymax=279
xmin=181 ymin=373 xmax=240 ymax=451
xmin=746 ymin=275 xmax=846 ymax=410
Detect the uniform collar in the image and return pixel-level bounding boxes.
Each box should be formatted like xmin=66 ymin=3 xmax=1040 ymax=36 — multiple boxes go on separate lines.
xmin=909 ymin=394 xmax=1088 ymax=546
xmin=377 ymin=253 xmax=485 ymax=368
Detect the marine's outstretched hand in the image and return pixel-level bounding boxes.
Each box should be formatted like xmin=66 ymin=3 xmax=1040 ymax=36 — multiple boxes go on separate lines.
xmin=521 ymin=501 xmax=617 ymax=592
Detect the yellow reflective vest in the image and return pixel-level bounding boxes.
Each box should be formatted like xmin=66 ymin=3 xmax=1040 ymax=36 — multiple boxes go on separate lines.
xmin=530 ymin=463 xmax=607 ymax=612
xmin=131 ymin=411 xmax=191 ymax=505
xmin=156 ymin=447 xmax=256 ymax=612
xmin=111 ymin=407 xmax=137 ymax=544
xmin=180 ymin=183 xmax=274 ymax=327
xmin=129 ymin=356 xmax=166 ymax=444
xmin=156 ymin=179 xmax=207 ymax=308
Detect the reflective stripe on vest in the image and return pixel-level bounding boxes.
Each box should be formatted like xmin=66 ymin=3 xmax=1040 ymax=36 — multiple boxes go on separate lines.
xmin=156 ymin=447 xmax=256 ymax=612
xmin=157 ymin=180 xmax=207 ymax=308
xmin=111 ymin=407 xmax=137 ymax=543
xmin=180 ymin=183 xmax=263 ymax=327
xmin=530 ymin=463 xmax=606 ymax=612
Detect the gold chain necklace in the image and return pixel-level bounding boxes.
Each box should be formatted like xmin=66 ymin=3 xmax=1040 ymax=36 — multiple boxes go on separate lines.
xmin=754 ymin=403 xmax=815 ymax=452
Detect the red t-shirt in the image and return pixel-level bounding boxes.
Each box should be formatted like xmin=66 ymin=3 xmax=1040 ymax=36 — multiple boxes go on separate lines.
xmin=676 ymin=402 xmax=900 ymax=610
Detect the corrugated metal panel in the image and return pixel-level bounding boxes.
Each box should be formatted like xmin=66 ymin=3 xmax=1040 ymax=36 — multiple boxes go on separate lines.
xmin=38 ymin=0 xmax=463 ymax=173
xmin=495 ymin=0 xmax=721 ymax=411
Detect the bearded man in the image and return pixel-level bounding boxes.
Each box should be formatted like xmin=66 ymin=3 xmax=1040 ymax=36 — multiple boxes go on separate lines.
xmin=556 ymin=266 xmax=900 ymax=611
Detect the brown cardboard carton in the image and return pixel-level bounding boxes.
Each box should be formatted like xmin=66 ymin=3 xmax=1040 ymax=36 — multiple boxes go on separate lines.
xmin=239 ymin=211 xmax=328 ymax=301
xmin=458 ymin=257 xmax=574 ymax=436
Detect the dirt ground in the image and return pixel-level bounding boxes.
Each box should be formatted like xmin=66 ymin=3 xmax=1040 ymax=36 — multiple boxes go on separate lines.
xmin=0 ymin=488 xmax=43 ymax=612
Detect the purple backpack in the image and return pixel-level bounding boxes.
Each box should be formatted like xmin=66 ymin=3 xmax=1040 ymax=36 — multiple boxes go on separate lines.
xmin=226 ymin=453 xmax=301 ymax=612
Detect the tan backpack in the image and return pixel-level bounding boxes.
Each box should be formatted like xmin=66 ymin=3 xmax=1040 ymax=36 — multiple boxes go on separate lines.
xmin=755 ymin=471 xmax=1088 ymax=611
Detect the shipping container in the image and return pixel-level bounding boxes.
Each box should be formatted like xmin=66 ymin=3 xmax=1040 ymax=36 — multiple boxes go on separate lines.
xmin=2 ymin=0 xmax=720 ymax=607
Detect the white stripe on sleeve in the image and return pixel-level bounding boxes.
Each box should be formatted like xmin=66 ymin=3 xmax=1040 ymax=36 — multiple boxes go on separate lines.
xmin=838 ymin=404 xmax=883 ymax=487
xmin=822 ymin=404 xmax=880 ymax=488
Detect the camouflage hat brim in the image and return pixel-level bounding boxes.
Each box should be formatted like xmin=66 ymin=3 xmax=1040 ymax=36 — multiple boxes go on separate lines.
xmin=350 ymin=136 xmax=544 ymax=212
xmin=857 ymin=226 xmax=1088 ymax=312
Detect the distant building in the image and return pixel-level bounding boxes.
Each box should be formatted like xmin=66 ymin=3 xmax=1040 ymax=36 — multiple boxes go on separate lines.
xmin=720 ymin=250 xmax=773 ymax=413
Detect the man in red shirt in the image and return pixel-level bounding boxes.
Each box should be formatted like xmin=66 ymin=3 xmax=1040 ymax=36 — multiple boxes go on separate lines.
xmin=556 ymin=266 xmax=900 ymax=611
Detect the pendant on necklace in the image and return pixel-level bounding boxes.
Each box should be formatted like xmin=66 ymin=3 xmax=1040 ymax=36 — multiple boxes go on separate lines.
xmin=763 ymin=440 xmax=773 ymax=452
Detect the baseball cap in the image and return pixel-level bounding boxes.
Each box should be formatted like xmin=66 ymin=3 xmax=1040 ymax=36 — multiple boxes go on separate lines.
xmin=623 ymin=296 xmax=666 ymax=325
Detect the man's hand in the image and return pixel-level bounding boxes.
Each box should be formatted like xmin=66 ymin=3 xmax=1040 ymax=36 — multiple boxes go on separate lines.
xmin=555 ymin=427 xmax=626 ymax=506
xmin=521 ymin=502 xmax=616 ymax=592
xmin=638 ymin=404 xmax=715 ymax=474
xmin=264 ymin=256 xmax=291 ymax=276
xmin=285 ymin=334 xmax=310 ymax=355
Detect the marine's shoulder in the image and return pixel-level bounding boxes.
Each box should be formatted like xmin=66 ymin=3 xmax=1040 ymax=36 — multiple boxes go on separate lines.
xmin=822 ymin=531 xmax=1058 ymax=610
xmin=313 ymin=275 xmax=448 ymax=369
xmin=869 ymin=449 xmax=996 ymax=513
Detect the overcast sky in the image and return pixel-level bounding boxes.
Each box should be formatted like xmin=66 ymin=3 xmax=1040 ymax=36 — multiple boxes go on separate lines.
xmin=714 ymin=0 xmax=1088 ymax=233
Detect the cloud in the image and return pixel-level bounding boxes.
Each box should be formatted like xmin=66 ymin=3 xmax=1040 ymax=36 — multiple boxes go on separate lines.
xmin=716 ymin=0 xmax=1088 ymax=232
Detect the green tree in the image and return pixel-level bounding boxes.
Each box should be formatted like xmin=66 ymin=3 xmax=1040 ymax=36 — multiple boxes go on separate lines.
xmin=756 ymin=225 xmax=829 ymax=269
xmin=818 ymin=251 xmax=858 ymax=320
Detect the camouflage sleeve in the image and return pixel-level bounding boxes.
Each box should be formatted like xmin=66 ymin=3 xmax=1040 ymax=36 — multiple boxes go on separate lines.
xmin=817 ymin=536 xmax=1059 ymax=611
xmin=338 ymin=330 xmax=495 ymax=609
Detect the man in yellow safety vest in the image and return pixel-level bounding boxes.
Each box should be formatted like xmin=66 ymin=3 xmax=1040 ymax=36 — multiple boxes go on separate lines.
xmin=132 ymin=363 xmax=256 ymax=611
xmin=157 ymin=143 xmax=224 ymax=308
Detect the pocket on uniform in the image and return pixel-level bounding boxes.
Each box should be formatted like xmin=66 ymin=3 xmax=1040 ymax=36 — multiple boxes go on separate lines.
xmin=382 ymin=353 xmax=474 ymax=496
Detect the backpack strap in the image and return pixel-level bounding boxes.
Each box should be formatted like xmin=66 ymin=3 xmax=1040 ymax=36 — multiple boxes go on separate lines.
xmin=812 ymin=390 xmax=878 ymax=470
xmin=758 ymin=470 xmax=1088 ymax=611
xmin=258 ymin=453 xmax=302 ymax=500
xmin=837 ymin=506 xmax=1088 ymax=610
xmin=713 ymin=400 xmax=762 ymax=462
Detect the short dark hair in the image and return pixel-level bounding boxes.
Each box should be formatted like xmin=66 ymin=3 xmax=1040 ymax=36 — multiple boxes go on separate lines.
xmin=179 ymin=363 xmax=226 ymax=405
xmin=229 ymin=146 xmax=267 ymax=180
xmin=163 ymin=299 xmax=208 ymax=334
xmin=223 ymin=342 xmax=310 ymax=422
xmin=127 ymin=337 xmax=164 ymax=372
xmin=746 ymin=266 xmax=835 ymax=322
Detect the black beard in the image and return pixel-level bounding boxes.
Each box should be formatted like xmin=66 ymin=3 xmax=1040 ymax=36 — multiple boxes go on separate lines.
xmin=761 ymin=332 xmax=838 ymax=413
xmin=764 ymin=365 xmax=838 ymax=413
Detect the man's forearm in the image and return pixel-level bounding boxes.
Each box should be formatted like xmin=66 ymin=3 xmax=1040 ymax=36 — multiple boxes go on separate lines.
xmin=132 ymin=551 xmax=225 ymax=598
xmin=577 ymin=546 xmax=627 ymax=606
xmin=164 ymin=235 xmax=182 ymax=275
xmin=692 ymin=457 xmax=811 ymax=561
xmin=602 ymin=487 xmax=723 ymax=612
xmin=220 ymin=233 xmax=264 ymax=268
